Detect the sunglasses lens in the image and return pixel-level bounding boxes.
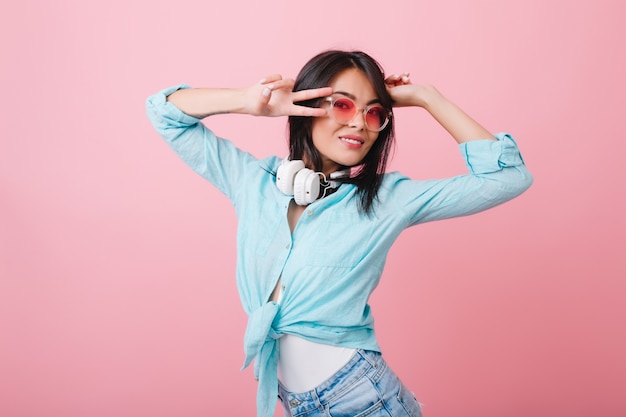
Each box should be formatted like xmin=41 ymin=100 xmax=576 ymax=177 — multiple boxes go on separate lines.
xmin=329 ymin=97 xmax=389 ymax=131
xmin=331 ymin=98 xmax=356 ymax=123
xmin=365 ymin=106 xmax=387 ymax=131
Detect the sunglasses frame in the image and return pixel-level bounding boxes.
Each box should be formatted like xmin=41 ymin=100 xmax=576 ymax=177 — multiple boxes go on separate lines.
xmin=323 ymin=96 xmax=392 ymax=132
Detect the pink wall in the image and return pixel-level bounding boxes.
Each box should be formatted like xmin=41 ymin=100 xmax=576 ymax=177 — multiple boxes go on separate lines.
xmin=1 ymin=1 xmax=624 ymax=416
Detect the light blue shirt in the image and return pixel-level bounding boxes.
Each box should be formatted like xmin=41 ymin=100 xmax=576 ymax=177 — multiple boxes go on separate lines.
xmin=146 ymin=85 xmax=533 ymax=417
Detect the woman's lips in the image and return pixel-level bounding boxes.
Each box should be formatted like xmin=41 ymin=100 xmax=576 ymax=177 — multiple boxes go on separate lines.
xmin=339 ymin=135 xmax=364 ymax=146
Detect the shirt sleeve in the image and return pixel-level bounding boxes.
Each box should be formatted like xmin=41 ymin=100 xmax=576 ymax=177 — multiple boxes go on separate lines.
xmin=387 ymin=133 xmax=533 ymax=227
xmin=145 ymin=84 xmax=258 ymax=201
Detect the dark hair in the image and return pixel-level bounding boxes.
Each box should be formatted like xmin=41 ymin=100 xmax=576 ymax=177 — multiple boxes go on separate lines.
xmin=288 ymin=50 xmax=395 ymax=215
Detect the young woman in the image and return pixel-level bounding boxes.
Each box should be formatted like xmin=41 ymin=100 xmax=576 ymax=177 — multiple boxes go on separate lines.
xmin=146 ymin=50 xmax=532 ymax=417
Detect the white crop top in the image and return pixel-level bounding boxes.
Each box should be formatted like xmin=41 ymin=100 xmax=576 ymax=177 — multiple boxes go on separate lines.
xmin=275 ymin=285 xmax=357 ymax=393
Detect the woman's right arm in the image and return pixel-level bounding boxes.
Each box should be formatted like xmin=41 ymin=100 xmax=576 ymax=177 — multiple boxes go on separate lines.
xmin=166 ymin=75 xmax=332 ymax=119
xmin=146 ymin=76 xmax=332 ymax=199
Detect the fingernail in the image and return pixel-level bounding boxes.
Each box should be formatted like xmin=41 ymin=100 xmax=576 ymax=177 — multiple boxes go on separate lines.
xmin=262 ymin=87 xmax=271 ymax=97
xmin=259 ymin=78 xmax=266 ymax=84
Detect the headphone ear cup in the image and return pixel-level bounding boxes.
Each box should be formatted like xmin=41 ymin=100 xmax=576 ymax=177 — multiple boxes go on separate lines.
xmin=293 ymin=168 xmax=320 ymax=205
xmin=276 ymin=160 xmax=305 ymax=195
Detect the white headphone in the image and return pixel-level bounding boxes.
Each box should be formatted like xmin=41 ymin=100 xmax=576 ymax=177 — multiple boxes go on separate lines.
xmin=276 ymin=159 xmax=348 ymax=205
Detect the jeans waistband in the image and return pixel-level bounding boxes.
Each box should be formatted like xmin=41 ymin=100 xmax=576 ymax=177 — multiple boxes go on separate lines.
xmin=277 ymin=349 xmax=385 ymax=414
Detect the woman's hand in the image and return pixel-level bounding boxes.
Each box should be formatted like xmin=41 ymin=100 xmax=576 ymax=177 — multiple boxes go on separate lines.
xmin=245 ymin=74 xmax=333 ymax=117
xmin=385 ymin=73 xmax=440 ymax=109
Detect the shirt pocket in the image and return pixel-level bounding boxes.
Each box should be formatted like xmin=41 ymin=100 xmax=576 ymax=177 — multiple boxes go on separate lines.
xmin=253 ymin=208 xmax=282 ymax=257
xmin=239 ymin=199 xmax=283 ymax=258
xmin=299 ymin=212 xmax=371 ymax=268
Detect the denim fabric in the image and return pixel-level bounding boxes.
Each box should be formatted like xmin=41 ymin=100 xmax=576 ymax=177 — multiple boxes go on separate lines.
xmin=277 ymin=350 xmax=422 ymax=417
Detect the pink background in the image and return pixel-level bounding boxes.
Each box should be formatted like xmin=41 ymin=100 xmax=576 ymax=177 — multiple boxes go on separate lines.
xmin=1 ymin=1 xmax=625 ymax=416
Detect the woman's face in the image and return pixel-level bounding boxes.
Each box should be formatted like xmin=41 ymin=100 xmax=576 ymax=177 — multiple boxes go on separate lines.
xmin=311 ymin=68 xmax=381 ymax=176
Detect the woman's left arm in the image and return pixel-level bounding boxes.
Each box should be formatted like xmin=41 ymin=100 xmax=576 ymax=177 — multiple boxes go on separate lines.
xmin=384 ymin=74 xmax=533 ymax=225
xmin=385 ymin=74 xmax=495 ymax=144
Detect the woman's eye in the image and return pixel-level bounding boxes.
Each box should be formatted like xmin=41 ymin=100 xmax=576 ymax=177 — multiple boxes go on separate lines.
xmin=335 ymin=102 xmax=351 ymax=110
xmin=368 ymin=107 xmax=383 ymax=117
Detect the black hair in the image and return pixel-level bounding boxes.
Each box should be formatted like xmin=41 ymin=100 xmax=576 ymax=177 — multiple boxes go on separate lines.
xmin=288 ymin=50 xmax=395 ymax=215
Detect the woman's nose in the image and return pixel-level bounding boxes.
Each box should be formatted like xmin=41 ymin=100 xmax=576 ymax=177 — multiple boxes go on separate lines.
xmin=348 ymin=109 xmax=366 ymax=129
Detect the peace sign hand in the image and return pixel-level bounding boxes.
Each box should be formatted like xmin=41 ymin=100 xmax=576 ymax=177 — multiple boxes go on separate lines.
xmin=245 ymin=74 xmax=333 ymax=117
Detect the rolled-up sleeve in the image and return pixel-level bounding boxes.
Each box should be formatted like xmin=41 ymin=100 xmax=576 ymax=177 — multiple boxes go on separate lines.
xmin=386 ymin=133 xmax=533 ymax=227
xmin=145 ymin=85 xmax=258 ymax=200
xmin=461 ymin=133 xmax=528 ymax=173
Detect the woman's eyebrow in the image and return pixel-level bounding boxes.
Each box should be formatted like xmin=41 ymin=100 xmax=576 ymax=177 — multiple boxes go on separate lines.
xmin=333 ymin=91 xmax=381 ymax=105
xmin=333 ymin=91 xmax=356 ymax=99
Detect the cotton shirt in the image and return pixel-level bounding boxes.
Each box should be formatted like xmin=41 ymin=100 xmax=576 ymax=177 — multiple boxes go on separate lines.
xmin=146 ymin=85 xmax=533 ymax=417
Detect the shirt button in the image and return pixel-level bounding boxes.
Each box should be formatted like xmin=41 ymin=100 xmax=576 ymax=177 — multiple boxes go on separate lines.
xmin=307 ymin=209 xmax=313 ymax=215
xmin=285 ymin=244 xmax=290 ymax=250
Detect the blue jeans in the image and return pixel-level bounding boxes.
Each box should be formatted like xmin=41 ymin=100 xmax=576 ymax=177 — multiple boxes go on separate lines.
xmin=277 ymin=350 xmax=422 ymax=417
